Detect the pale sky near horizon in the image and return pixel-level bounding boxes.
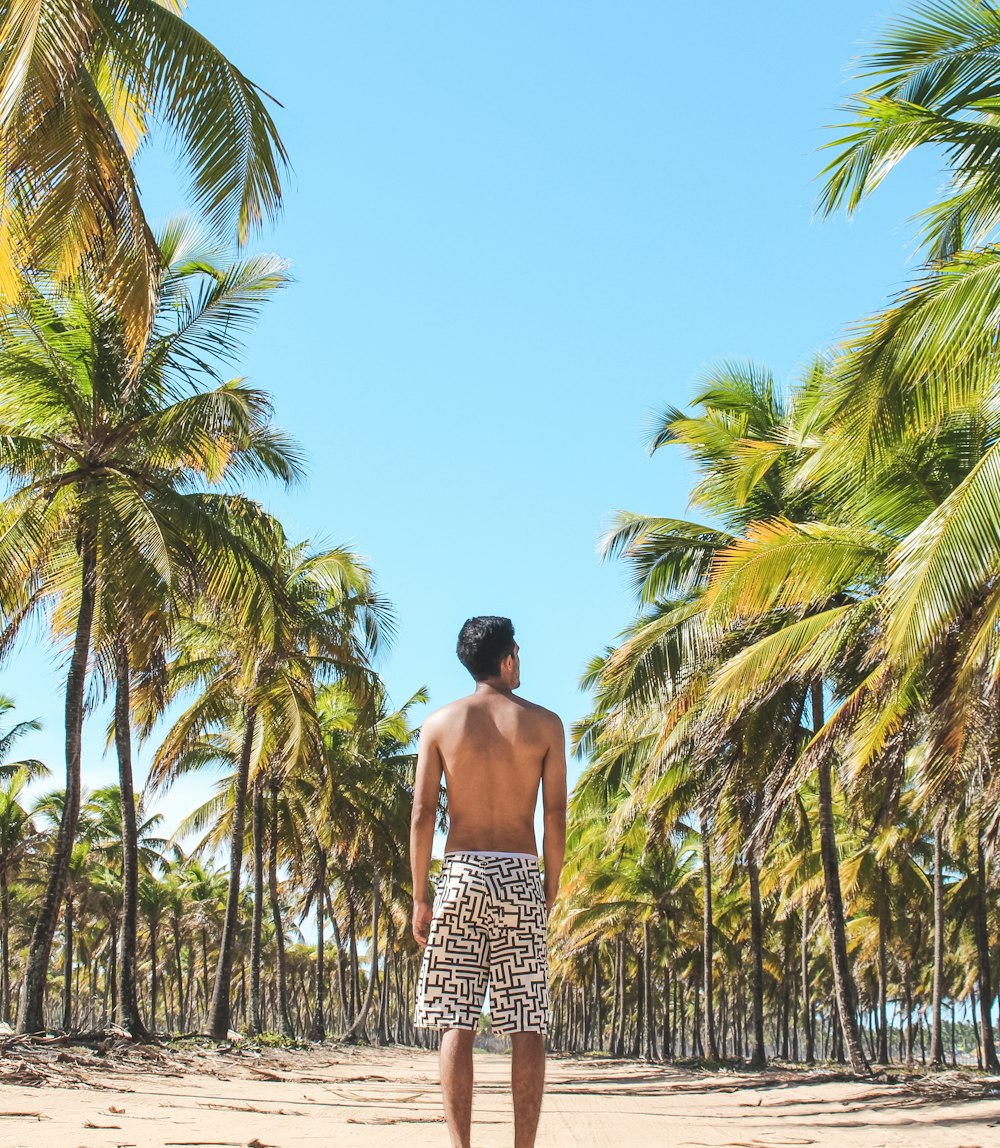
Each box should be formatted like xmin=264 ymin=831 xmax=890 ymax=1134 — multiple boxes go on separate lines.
xmin=6 ymin=2 xmax=943 ymax=848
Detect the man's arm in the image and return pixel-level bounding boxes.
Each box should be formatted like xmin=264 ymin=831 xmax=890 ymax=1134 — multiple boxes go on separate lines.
xmin=541 ymin=713 xmax=567 ymax=915
xmin=410 ymin=719 xmax=443 ymax=946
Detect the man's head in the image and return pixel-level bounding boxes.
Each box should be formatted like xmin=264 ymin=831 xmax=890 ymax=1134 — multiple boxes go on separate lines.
xmin=456 ymin=616 xmax=520 ymax=688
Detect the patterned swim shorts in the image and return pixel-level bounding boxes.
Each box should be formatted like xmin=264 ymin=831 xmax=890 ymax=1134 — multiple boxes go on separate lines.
xmin=414 ymin=851 xmax=550 ymax=1035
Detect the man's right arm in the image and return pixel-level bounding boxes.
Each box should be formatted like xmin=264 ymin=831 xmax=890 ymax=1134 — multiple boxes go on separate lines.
xmin=410 ymin=719 xmax=443 ymax=946
xmin=541 ymin=713 xmax=567 ymax=915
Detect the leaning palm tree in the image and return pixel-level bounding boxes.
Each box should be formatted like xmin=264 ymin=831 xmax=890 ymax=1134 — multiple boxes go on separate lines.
xmin=0 ymin=220 xmax=302 ymax=1033
xmin=0 ymin=0 xmax=289 ymax=356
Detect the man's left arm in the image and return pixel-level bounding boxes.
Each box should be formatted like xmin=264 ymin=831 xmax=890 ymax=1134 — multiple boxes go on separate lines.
xmin=410 ymin=720 xmax=443 ymax=946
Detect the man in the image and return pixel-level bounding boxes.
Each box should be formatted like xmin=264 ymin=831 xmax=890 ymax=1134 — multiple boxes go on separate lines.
xmin=410 ymin=616 xmax=567 ymax=1148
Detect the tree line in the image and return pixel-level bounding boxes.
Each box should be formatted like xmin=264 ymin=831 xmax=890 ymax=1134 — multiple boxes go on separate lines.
xmin=545 ymin=0 xmax=1000 ymax=1074
xmin=1 ymin=1 xmax=999 ymax=1072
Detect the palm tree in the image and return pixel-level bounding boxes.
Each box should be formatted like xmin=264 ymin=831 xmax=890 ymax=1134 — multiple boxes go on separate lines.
xmin=587 ymin=363 xmax=871 ymax=1070
xmin=0 ymin=222 xmax=301 ymax=1033
xmin=0 ymin=0 xmax=289 ymax=355
xmin=819 ymin=0 xmax=1000 ymax=260
xmin=0 ymin=761 xmax=49 ymax=1022
xmin=147 ymin=539 xmax=392 ymax=1037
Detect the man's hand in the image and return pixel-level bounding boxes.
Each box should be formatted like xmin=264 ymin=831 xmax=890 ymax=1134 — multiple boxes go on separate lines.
xmin=412 ymin=899 xmax=433 ymax=946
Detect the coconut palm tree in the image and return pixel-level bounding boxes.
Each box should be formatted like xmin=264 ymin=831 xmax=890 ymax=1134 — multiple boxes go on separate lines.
xmin=0 ymin=761 xmax=49 ymax=1021
xmin=0 ymin=0 xmax=289 ymax=355
xmin=146 ymin=538 xmax=393 ymax=1037
xmin=0 ymin=220 xmax=301 ymax=1033
xmin=586 ymin=362 xmax=873 ymax=1070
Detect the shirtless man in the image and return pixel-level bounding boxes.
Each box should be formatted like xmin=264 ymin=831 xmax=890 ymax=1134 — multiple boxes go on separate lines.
xmin=410 ymin=616 xmax=567 ymax=1148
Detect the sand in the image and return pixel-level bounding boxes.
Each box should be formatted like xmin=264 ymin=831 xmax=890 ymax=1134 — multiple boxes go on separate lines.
xmin=1 ymin=1041 xmax=999 ymax=1148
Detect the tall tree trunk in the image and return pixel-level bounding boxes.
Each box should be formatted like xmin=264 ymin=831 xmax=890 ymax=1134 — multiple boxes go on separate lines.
xmin=594 ymin=945 xmax=604 ymax=1051
xmin=747 ymin=855 xmax=766 ymax=1068
xmin=700 ymin=811 xmax=718 ymax=1059
xmin=801 ymin=891 xmax=813 ymax=1063
xmin=249 ymin=783 xmax=265 ymax=1033
xmin=973 ymin=834 xmax=999 ymax=1071
xmin=813 ymin=681 xmax=868 ymax=1074
xmin=632 ymin=928 xmax=644 ymax=1058
xmin=172 ymin=917 xmax=186 ymax=1030
xmin=0 ymin=869 xmax=11 ymax=1024
xmin=608 ymin=937 xmax=620 ymax=1055
xmin=149 ymin=915 xmax=159 ymax=1035
xmin=643 ymin=919 xmax=657 ymax=1059
xmin=61 ymin=895 xmax=73 ymax=1031
xmin=268 ymin=783 xmax=293 ymax=1037
xmin=347 ymin=892 xmax=359 ymax=1022
xmin=113 ymin=639 xmax=147 ymax=1038
xmin=615 ymin=933 xmax=628 ymax=1056
xmin=208 ymin=703 xmax=257 ymax=1039
xmin=328 ymin=896 xmax=350 ymax=1025
xmin=18 ymin=531 xmax=97 ymax=1033
xmin=311 ymin=846 xmax=326 ymax=1041
xmin=930 ymin=823 xmax=945 ymax=1066
xmin=876 ymin=864 xmax=889 ymax=1065
xmin=340 ymin=870 xmax=381 ymax=1042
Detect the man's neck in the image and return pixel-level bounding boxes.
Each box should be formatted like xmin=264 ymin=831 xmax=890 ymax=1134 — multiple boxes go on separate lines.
xmin=474 ymin=679 xmax=514 ymax=698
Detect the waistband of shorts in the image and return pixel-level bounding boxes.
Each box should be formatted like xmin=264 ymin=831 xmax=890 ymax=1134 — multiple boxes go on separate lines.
xmin=442 ymin=850 xmax=539 ymax=863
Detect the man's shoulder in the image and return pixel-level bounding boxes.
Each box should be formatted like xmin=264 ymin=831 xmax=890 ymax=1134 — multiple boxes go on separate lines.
xmin=512 ymin=694 xmax=564 ymax=729
xmin=421 ymin=697 xmax=469 ymax=730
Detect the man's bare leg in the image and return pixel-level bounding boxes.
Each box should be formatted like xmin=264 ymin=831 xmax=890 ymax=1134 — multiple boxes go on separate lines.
xmin=440 ymin=1028 xmax=475 ymax=1148
xmin=510 ymin=1031 xmax=545 ymax=1148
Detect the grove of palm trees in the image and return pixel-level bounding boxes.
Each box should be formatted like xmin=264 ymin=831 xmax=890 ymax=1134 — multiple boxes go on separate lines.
xmin=0 ymin=5 xmax=998 ymax=1134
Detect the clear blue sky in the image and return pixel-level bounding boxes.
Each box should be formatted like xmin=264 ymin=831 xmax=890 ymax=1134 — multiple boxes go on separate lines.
xmin=8 ymin=1 xmax=941 ymax=841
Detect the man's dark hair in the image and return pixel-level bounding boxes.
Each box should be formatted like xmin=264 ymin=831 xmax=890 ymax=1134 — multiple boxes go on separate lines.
xmin=457 ymin=616 xmax=516 ymax=681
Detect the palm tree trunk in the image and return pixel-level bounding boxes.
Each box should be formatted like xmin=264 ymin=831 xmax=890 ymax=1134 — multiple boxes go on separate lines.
xmin=348 ymin=895 xmax=360 ymax=1021
xmin=340 ymin=870 xmax=381 ymax=1042
xmin=268 ymin=783 xmax=293 ymax=1037
xmin=747 ymin=855 xmax=766 ymax=1068
xmin=643 ymin=919 xmax=657 ymax=1059
xmin=328 ymin=896 xmax=350 ymax=1025
xmin=208 ymin=703 xmax=257 ymax=1039
xmin=812 ymin=681 xmax=868 ymax=1074
xmin=113 ymin=639 xmax=148 ymax=1039
xmin=149 ymin=915 xmax=159 ymax=1035
xmin=18 ymin=531 xmax=97 ymax=1033
xmin=700 ymin=811 xmax=718 ymax=1059
xmin=249 ymin=782 xmax=265 ymax=1033
xmin=801 ymin=891 xmax=813 ymax=1063
xmin=0 ymin=868 xmax=11 ymax=1024
xmin=172 ymin=917 xmax=186 ymax=1030
xmin=607 ymin=939 xmax=618 ymax=1054
xmin=311 ymin=846 xmax=326 ymax=1041
xmin=930 ymin=823 xmax=945 ymax=1066
xmin=632 ymin=928 xmax=644 ymax=1057
xmin=594 ymin=945 xmax=604 ymax=1051
xmin=876 ymin=865 xmax=889 ymax=1064
xmin=973 ymin=833 xmax=999 ymax=1071
xmin=61 ymin=895 xmax=73 ymax=1031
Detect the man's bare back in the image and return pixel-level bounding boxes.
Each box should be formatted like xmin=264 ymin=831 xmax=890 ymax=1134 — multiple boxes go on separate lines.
xmin=410 ymin=642 xmax=567 ymax=934
xmin=433 ymin=689 xmax=560 ymax=852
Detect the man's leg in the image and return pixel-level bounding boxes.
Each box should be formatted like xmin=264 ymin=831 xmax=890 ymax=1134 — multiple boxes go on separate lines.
xmin=510 ymin=1031 xmax=545 ymax=1148
xmin=440 ymin=1027 xmax=475 ymax=1148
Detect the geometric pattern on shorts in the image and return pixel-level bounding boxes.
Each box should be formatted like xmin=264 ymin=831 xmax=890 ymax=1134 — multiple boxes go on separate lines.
xmin=414 ymin=851 xmax=550 ymax=1035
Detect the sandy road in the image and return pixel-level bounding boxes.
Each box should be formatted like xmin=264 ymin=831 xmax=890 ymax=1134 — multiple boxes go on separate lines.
xmin=0 ymin=1043 xmax=999 ymax=1147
